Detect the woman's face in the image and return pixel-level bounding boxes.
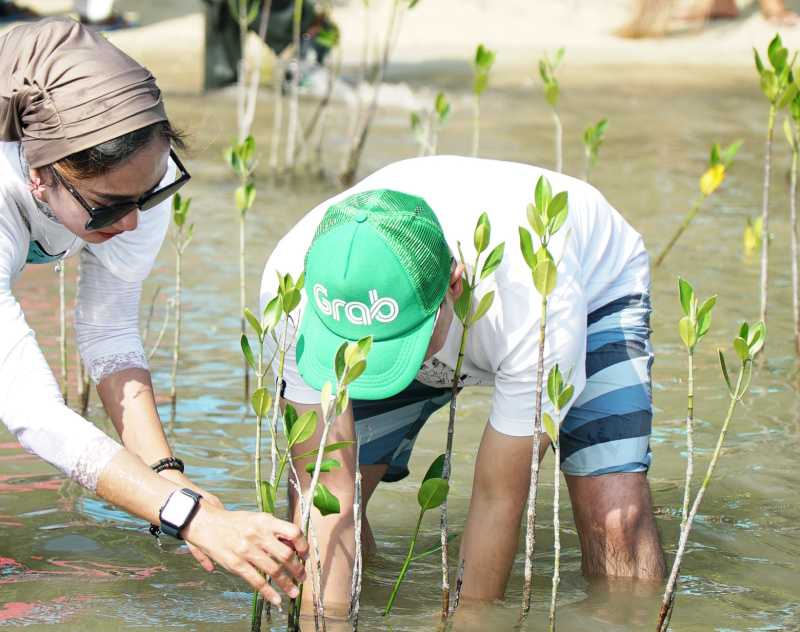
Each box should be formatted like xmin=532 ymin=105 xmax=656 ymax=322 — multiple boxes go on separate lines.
xmin=30 ymin=138 xmax=170 ymax=244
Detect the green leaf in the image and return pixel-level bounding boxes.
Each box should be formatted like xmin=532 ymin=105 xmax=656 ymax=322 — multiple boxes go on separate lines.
xmin=697 ymin=295 xmax=717 ymax=321
xmin=305 ymin=458 xmax=341 ymax=474
xmin=553 ymin=47 xmax=565 ymax=67
xmin=542 ymin=412 xmax=558 ymax=445
xmin=357 ymin=335 xmax=374 ymax=358
xmin=417 ymin=477 xmax=449 ymax=512
xmin=453 ymin=281 xmax=472 ymax=324
xmin=334 ymin=343 xmax=347 ymax=381
xmin=293 ymin=440 xmax=355 ymax=462
xmin=761 ymin=70 xmax=778 ymax=101
xmin=558 ymin=384 xmax=574 ymax=410
xmin=263 ymin=295 xmax=283 ymax=332
xmin=246 ymin=0 xmax=259 ymax=25
xmin=251 ymin=387 xmax=272 ymax=418
xmin=282 ymin=288 xmax=301 ymax=314
xmin=241 ymin=135 xmax=256 ymax=164
xmin=679 ymin=316 xmax=696 ymax=349
xmin=240 ymin=334 xmax=256 ymax=370
xmin=244 ymin=307 xmax=263 ymax=340
xmin=480 ymin=242 xmax=505 ymax=280
xmin=767 ymin=33 xmax=786 ymax=71
xmin=344 ymin=341 xmax=364 ymax=367
xmin=678 ymin=277 xmax=694 ymax=316
xmin=335 ymin=389 xmax=349 ymax=416
xmin=313 ymin=483 xmax=340 ymax=516
xmin=344 ymin=360 xmax=367 ymax=386
xmin=223 ymin=144 xmax=240 ymax=173
xmin=545 ymin=81 xmax=559 ymax=108
xmin=519 ymin=227 xmax=536 ymax=270
xmin=423 ymin=454 xmax=446 ymax=481
xmin=235 ymin=183 xmax=256 ymax=214
xmin=527 ymin=203 xmax=546 ymax=238
xmin=733 ymin=336 xmax=750 ymax=361
xmin=284 ymin=404 xmax=298 ymax=434
xmin=534 ymin=176 xmax=552 ymax=215
xmin=260 ymin=480 xmax=275 ymax=513
xmin=435 ymin=92 xmax=450 ymax=122
xmin=736 ymin=359 xmax=753 ymax=400
xmin=547 ymin=365 xmax=562 ymax=408
xmin=785 ymin=117 xmax=796 ymax=149
xmin=718 ymin=349 xmax=733 ymax=395
xmin=738 ymin=321 xmax=750 ymax=341
xmin=710 ymin=143 xmax=721 ymax=166
xmin=547 ymin=191 xmax=568 ymax=222
xmin=754 ymin=48 xmax=765 ymax=74
xmin=533 ymin=258 xmax=557 ymax=296
xmin=288 ymin=410 xmax=318 ymax=447
xmin=320 ymin=382 xmax=333 ymax=415
xmin=474 ymin=212 xmax=490 ymax=253
xmin=469 ymin=291 xmax=494 ymax=325
xmin=410 ymin=111 xmax=422 ymax=131
xmin=720 ymin=140 xmax=741 ymax=166
xmin=748 ymin=321 xmax=766 ymax=356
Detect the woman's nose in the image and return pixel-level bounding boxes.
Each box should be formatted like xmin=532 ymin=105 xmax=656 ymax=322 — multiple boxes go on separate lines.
xmin=113 ymin=208 xmax=140 ymax=232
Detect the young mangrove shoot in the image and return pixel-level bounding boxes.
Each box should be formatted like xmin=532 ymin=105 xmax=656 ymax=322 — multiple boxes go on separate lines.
xmin=542 ymin=364 xmax=574 ymax=632
xmin=785 ymin=95 xmax=800 ymax=354
xmin=675 ymin=279 xmax=717 ymax=531
xmin=471 ymin=44 xmax=496 ymax=157
xmin=169 ymin=193 xmax=194 ymax=427
xmin=655 ymin=140 xmax=741 ymax=268
xmin=411 ymin=92 xmax=451 ymax=157
xmin=518 ymin=175 xmax=569 ymax=619
xmin=439 ymin=212 xmax=504 ymax=618
xmin=582 ymin=118 xmax=608 ymax=182
xmin=753 ymin=33 xmax=796 ymax=333
xmin=57 ymin=259 xmax=68 ymax=404
xmin=656 ymin=319 xmax=765 ymax=631
xmin=385 ymin=454 xmax=449 ymax=616
xmin=539 ymin=48 xmax=565 ymax=173
xmin=225 ymin=135 xmax=258 ymax=401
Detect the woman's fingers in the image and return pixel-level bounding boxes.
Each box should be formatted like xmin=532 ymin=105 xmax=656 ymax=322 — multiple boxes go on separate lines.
xmin=269 ymin=517 xmax=310 ymax=560
xmin=244 ymin=547 xmax=301 ymax=599
xmin=263 ymin=535 xmax=307 ymax=583
xmin=187 ymin=541 xmax=215 ymax=572
xmin=236 ymin=561 xmax=283 ymax=608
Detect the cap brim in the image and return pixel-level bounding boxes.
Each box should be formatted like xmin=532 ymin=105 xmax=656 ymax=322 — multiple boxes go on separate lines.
xmin=297 ymin=306 xmax=436 ymax=400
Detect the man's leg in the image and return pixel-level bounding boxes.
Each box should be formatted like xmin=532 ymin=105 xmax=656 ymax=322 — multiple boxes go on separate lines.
xmin=359 ymin=463 xmax=388 ymax=555
xmin=566 ymin=472 xmax=665 ymax=578
xmin=459 ymin=424 xmax=550 ymax=600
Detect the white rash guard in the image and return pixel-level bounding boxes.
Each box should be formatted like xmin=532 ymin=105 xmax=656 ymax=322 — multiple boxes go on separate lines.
xmin=0 ymin=141 xmax=172 ymax=490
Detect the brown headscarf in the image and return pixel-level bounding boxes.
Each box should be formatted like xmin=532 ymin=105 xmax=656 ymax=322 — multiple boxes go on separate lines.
xmin=0 ymin=18 xmax=166 ymax=168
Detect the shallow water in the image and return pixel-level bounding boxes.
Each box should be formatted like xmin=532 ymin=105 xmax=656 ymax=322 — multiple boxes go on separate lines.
xmin=3 ymin=66 xmax=800 ymax=630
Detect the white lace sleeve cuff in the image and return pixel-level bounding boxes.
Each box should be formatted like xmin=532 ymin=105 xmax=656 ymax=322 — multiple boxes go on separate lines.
xmin=89 ymin=350 xmax=148 ymax=384
xmin=72 ymin=434 xmax=124 ymax=491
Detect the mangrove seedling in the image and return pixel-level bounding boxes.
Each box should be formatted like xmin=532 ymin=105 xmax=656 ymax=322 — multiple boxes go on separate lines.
xmin=785 ymin=94 xmax=800 ymax=354
xmin=169 ymin=193 xmax=194 ymax=427
xmin=542 ymin=364 xmax=574 ymax=632
xmin=743 ymin=216 xmax=764 ymax=256
xmin=385 ymin=454 xmax=449 ymax=616
xmin=656 ymin=319 xmax=765 ymax=631
xmin=675 ymin=279 xmax=716 ymax=532
xmin=518 ymin=174 xmax=569 ymax=619
xmin=754 ymin=33 xmax=797 ymax=331
xmin=582 ymin=118 xmax=608 ymax=182
xmin=287 ymin=335 xmax=374 ymax=631
xmin=539 ymin=48 xmax=565 ymax=173
xmin=411 ymin=91 xmax=451 ymax=156
xmin=225 ymin=135 xmax=258 ymax=400
xmin=655 ymin=140 xmax=741 ymax=268
xmin=340 ymin=0 xmax=421 ymax=186
xmin=472 ymin=43 xmax=496 ymax=157
xmin=439 ymin=212 xmax=504 ymax=618
xmin=57 ymin=259 xmax=68 ymax=404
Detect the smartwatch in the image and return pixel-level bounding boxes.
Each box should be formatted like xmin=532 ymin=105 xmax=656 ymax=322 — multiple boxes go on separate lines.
xmin=157 ymin=488 xmax=203 ymax=540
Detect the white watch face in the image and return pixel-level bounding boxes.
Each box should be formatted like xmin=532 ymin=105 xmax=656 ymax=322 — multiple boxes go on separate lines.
xmin=161 ymin=491 xmax=196 ymax=526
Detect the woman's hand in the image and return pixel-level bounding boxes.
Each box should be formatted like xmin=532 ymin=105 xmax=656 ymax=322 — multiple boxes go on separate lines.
xmin=182 ymin=502 xmax=309 ymax=608
xmin=156 ymin=469 xmax=224 ymax=572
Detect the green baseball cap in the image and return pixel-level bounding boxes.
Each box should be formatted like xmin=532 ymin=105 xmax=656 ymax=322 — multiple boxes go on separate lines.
xmin=297 ymin=188 xmax=451 ymax=400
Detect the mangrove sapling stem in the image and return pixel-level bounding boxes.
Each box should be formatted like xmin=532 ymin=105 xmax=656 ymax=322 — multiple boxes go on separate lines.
xmin=285 ymin=0 xmax=303 ymax=171
xmin=790 ymin=124 xmax=800 ymax=355
xmin=240 ymin=215 xmax=248 ymax=399
xmin=552 ymin=110 xmax=562 ymax=174
xmin=655 ymin=194 xmax=704 ymax=268
xmin=657 ymin=367 xmax=747 ymax=631
xmin=142 ymin=285 xmax=161 ymax=348
xmin=170 ymin=195 xmax=193 ymax=428
xmin=349 ymin=439 xmax=363 ymax=630
xmin=521 ymin=294 xmax=546 ymax=619
xmin=760 ymin=103 xmax=776 ymax=331
xmin=148 ymin=298 xmax=172 ymax=362
xmin=269 ymin=58 xmax=284 ymax=174
xmin=681 ymin=351 xmax=695 ymax=526
xmin=385 ymin=511 xmax=425 ymax=615
xmin=58 ymin=261 xmax=68 ymax=404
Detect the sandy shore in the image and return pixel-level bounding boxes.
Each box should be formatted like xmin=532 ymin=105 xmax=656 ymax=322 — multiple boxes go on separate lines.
xmin=5 ymin=0 xmax=800 ymax=93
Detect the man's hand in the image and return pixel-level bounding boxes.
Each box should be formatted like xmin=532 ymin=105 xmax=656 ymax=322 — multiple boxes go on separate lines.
xmin=157 ymin=469 xmax=223 ymax=572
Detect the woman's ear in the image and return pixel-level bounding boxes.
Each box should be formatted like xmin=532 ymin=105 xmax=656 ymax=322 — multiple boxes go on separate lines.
xmin=27 ymin=167 xmax=49 ymax=201
xmin=448 ymin=262 xmax=466 ymax=301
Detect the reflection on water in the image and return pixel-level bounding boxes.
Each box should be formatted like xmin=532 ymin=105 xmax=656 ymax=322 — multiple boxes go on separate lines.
xmin=3 ymin=67 xmax=800 ymax=630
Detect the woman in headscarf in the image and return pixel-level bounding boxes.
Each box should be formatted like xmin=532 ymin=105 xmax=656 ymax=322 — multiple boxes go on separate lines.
xmin=0 ymin=18 xmax=306 ymax=608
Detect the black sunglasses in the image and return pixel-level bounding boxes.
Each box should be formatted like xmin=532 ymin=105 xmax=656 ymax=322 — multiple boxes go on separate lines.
xmin=51 ymin=149 xmax=191 ymax=232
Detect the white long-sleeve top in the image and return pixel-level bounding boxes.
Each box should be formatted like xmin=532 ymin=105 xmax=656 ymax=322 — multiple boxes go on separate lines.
xmin=0 ymin=141 xmax=172 ymax=490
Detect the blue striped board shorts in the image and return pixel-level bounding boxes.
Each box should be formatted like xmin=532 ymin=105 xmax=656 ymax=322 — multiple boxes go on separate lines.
xmin=352 ymin=293 xmax=654 ymax=481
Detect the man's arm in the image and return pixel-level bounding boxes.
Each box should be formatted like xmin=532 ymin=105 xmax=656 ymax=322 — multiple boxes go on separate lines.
xmin=284 ymin=398 xmax=358 ymax=618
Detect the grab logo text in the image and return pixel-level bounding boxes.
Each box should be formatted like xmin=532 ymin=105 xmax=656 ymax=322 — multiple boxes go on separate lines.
xmin=314 ymin=284 xmax=399 ymax=325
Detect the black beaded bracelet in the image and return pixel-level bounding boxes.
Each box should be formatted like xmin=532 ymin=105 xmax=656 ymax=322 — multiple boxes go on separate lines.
xmin=150 ymin=456 xmax=184 ymax=474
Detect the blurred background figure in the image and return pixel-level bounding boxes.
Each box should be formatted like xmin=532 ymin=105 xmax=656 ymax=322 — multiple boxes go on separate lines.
xmin=202 ymin=0 xmax=335 ymax=91
xmin=0 ymin=0 xmax=134 ymax=28
xmin=619 ymin=0 xmax=799 ymax=38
